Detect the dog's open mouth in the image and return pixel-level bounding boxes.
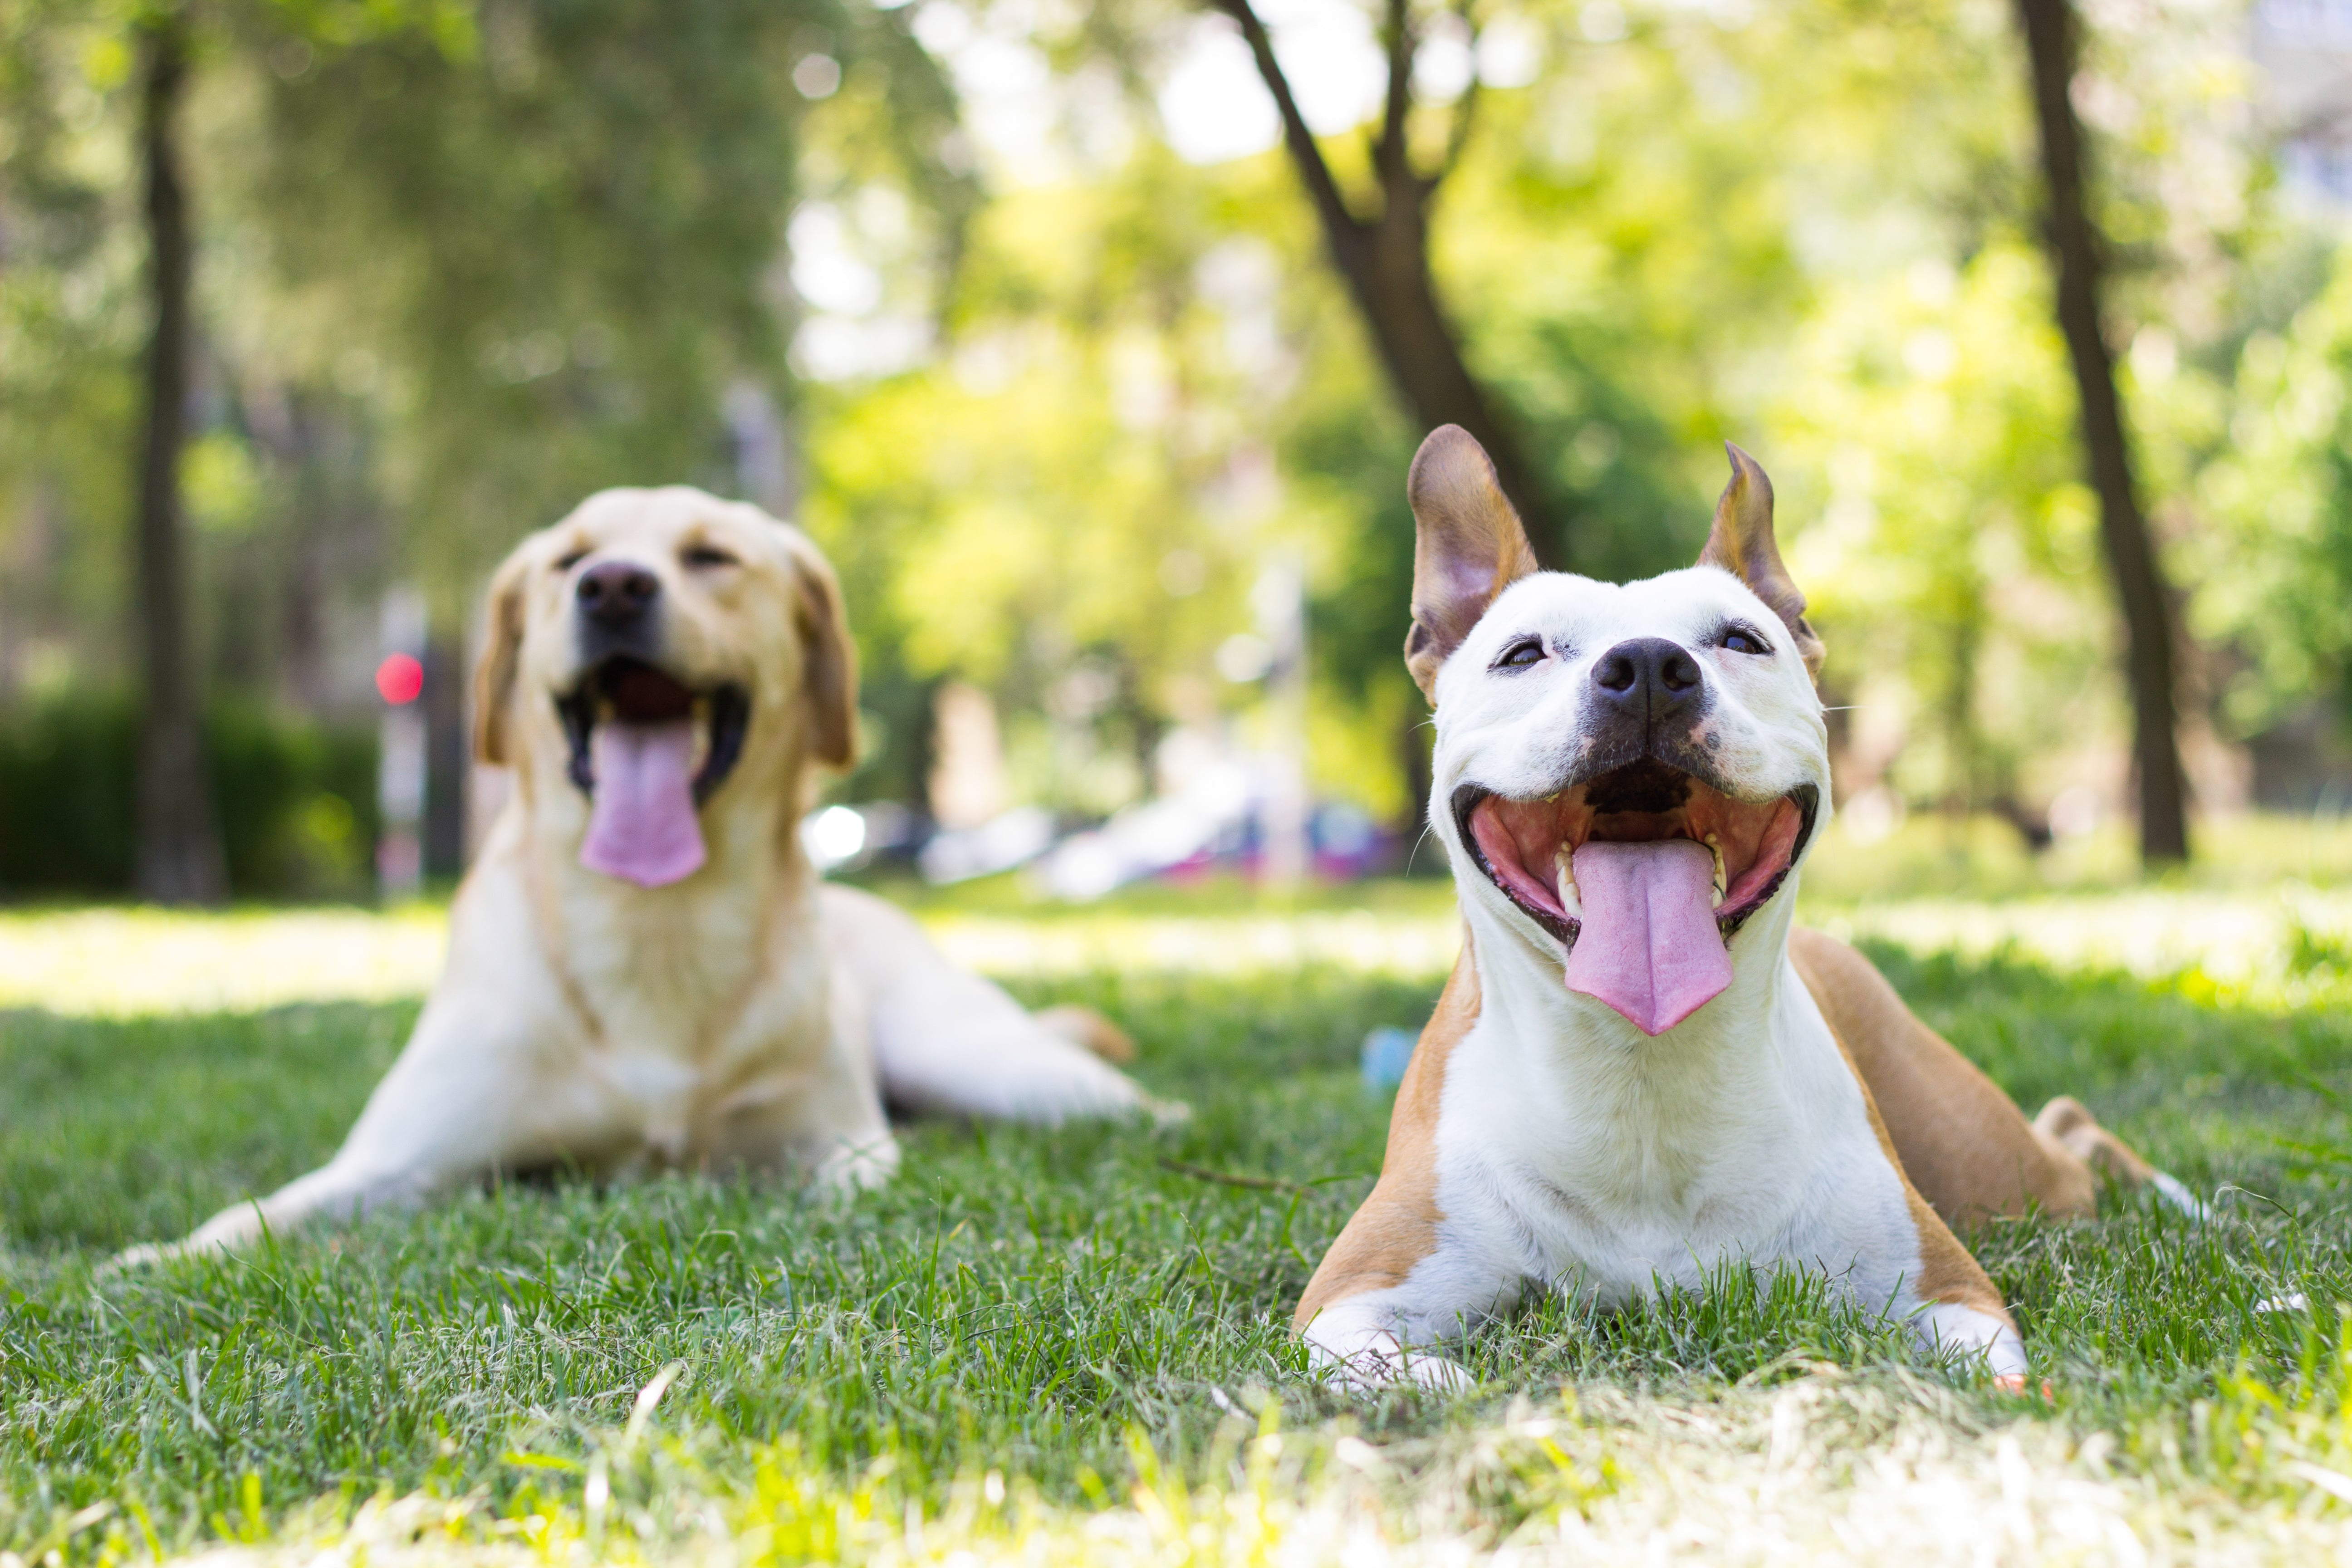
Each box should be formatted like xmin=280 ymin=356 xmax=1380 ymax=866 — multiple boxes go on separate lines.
xmin=554 ymin=658 xmax=749 ymax=888
xmin=1453 ymin=760 xmax=1819 ymax=1035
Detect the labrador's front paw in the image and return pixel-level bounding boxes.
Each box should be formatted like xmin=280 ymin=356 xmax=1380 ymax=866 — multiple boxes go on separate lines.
xmin=809 ymin=1133 xmax=902 ymax=1194
xmin=1137 ymin=1093 xmax=1193 ymax=1131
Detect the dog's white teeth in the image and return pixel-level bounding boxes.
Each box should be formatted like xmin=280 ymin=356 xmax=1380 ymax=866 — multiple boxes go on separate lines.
xmin=1705 ymin=834 xmax=1727 ymax=908
xmin=1553 ymin=847 xmax=1581 ymax=919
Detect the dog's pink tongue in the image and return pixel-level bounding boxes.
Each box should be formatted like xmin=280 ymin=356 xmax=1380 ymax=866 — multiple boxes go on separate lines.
xmin=1562 ymin=839 xmax=1733 ymax=1036
xmin=580 ymin=721 xmax=706 ymax=888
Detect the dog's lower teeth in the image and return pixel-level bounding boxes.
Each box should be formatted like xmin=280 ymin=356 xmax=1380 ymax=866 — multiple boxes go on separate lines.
xmin=1553 ymin=847 xmax=1581 ymax=919
xmin=1706 ymin=833 xmax=1727 ymax=908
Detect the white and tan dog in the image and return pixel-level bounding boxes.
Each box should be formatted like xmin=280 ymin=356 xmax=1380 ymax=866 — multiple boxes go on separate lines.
xmin=129 ymin=487 xmax=1147 ymax=1262
xmin=1297 ymin=427 xmax=2177 ymax=1390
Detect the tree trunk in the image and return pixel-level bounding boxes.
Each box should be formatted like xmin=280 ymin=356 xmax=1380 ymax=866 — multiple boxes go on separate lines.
xmin=132 ymin=14 xmax=229 ymax=904
xmin=1209 ymin=0 xmax=1567 ymax=569
xmin=1343 ymin=199 xmax=1558 ymax=564
xmin=2013 ymin=0 xmax=2190 ymax=864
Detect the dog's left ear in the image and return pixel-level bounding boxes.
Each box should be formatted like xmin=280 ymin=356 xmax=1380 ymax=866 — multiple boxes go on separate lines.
xmin=1406 ymin=425 xmax=1541 ymax=701
xmin=1698 ymin=443 xmax=1825 ymax=682
xmin=785 ymin=536 xmax=859 ymax=769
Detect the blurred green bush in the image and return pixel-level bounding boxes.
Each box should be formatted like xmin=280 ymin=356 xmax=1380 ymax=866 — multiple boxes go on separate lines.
xmin=0 ymin=694 xmax=377 ymax=899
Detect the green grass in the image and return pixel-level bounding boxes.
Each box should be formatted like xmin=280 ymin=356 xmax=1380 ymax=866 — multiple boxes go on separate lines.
xmin=8 ymin=919 xmax=2352 ymax=1561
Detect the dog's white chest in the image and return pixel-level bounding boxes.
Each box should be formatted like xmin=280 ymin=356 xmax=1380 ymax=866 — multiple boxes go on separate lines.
xmin=547 ymin=882 xmax=834 ymax=1161
xmin=1432 ymin=967 xmax=1921 ymax=1311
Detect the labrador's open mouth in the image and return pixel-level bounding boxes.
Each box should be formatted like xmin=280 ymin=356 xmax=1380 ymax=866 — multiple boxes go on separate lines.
xmin=555 ymin=658 xmax=749 ymax=803
xmin=553 ymin=658 xmax=749 ymax=888
xmin=1452 ymin=760 xmax=1818 ymax=1034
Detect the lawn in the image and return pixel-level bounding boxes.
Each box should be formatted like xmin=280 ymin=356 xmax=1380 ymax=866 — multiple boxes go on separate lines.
xmin=8 ymin=842 xmax=2352 ymax=1563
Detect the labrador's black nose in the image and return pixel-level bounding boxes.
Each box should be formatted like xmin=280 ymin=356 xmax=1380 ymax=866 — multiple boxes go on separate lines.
xmin=1591 ymin=637 xmax=1703 ymax=727
xmin=576 ymin=561 xmax=660 ymax=626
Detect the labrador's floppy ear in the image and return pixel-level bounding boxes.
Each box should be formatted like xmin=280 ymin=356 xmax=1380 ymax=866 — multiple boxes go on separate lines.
xmin=784 ymin=533 xmax=859 ymax=769
xmin=471 ymin=546 xmax=533 ymax=765
xmin=1698 ymin=442 xmax=1825 ymax=682
xmin=1405 ymin=425 xmax=1541 ymax=701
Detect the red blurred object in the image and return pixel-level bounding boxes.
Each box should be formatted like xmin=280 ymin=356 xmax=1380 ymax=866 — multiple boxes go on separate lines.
xmin=376 ymin=652 xmax=425 ymax=706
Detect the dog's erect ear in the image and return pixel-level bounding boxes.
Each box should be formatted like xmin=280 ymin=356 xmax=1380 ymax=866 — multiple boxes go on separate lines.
xmin=471 ymin=547 xmax=533 ymax=766
xmin=1698 ymin=443 xmax=1825 ymax=682
xmin=787 ymin=536 xmax=859 ymax=769
xmin=1405 ymin=425 xmax=1541 ymax=701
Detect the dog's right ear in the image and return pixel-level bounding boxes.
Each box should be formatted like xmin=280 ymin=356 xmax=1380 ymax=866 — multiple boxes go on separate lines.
xmin=471 ymin=548 xmax=532 ymax=766
xmin=1405 ymin=425 xmax=1540 ymax=701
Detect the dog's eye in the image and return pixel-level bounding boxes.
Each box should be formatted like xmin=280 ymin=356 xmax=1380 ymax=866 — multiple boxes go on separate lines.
xmin=1720 ymin=625 xmax=1772 ymax=656
xmin=554 ymin=546 xmax=589 ymax=572
xmin=681 ymin=544 xmax=739 ymax=569
xmin=1493 ymin=637 xmax=1547 ymax=671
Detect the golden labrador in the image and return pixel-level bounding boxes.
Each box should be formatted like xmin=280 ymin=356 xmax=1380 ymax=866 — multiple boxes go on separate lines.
xmin=125 ymin=487 xmax=1147 ymax=1261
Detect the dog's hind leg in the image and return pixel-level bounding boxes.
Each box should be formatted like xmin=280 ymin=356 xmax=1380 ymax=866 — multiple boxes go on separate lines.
xmin=1789 ymin=928 xmax=2198 ymax=1221
xmin=2032 ymin=1095 xmax=2152 ymax=1183
xmin=1031 ymin=1005 xmax=1137 ymax=1063
xmin=1791 ymin=929 xmax=2098 ymax=1221
xmin=818 ymin=883 xmax=1152 ymax=1124
xmin=2034 ymin=1095 xmax=2206 ymax=1217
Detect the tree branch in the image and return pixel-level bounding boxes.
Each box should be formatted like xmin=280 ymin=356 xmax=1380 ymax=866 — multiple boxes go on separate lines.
xmin=1437 ymin=0 xmax=1482 ymax=182
xmin=1204 ymin=0 xmax=1368 ymax=247
xmin=1373 ymin=0 xmax=1415 ymax=197
xmin=1196 ymin=0 xmax=1565 ymax=566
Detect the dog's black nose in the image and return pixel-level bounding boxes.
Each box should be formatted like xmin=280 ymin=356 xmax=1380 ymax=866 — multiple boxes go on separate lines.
xmin=576 ymin=561 xmax=660 ymax=626
xmin=1591 ymin=637 xmax=1703 ymax=726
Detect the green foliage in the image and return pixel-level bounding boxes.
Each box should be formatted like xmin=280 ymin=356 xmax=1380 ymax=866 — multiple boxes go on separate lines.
xmin=799 ymin=147 xmax=1421 ymax=823
xmin=0 ymin=693 xmax=377 ymax=897
xmin=2195 ymin=250 xmax=2352 ymax=740
xmin=0 ymin=4 xmax=143 ymax=684
xmin=796 ymin=0 xmax=2281 ymax=826
xmin=236 ymin=0 xmax=966 ymax=602
xmin=0 ymin=0 xmax=967 ymax=730
xmin=0 ymin=0 xmax=2342 ymax=839
xmin=1772 ymin=241 xmax=2112 ymax=807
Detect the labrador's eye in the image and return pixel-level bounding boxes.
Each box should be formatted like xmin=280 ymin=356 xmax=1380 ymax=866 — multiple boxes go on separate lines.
xmin=681 ymin=544 xmax=739 ymax=569
xmin=1720 ymin=625 xmax=1772 ymax=656
xmin=1494 ymin=637 xmax=1547 ymax=671
xmin=554 ymin=548 xmax=588 ymax=572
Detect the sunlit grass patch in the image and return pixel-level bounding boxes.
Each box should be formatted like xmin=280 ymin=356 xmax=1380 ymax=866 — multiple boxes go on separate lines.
xmin=10 ymin=863 xmax=2352 ymax=1021
xmin=0 ymin=906 xmax=450 ymax=1018
xmin=27 ymin=1369 xmax=2352 ymax=1566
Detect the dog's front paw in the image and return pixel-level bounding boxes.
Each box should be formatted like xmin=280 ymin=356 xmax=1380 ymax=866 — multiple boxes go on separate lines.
xmin=1308 ymin=1326 xmax=1473 ymax=1394
xmin=808 ymin=1133 xmax=902 ymax=1194
xmin=1137 ymin=1093 xmax=1193 ymax=1131
xmin=102 ymin=1240 xmax=171 ymax=1274
xmin=103 ymin=1203 xmax=263 ymax=1272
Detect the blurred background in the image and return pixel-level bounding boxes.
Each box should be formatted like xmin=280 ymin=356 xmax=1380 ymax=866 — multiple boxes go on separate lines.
xmin=7 ymin=0 xmax=2352 ymax=910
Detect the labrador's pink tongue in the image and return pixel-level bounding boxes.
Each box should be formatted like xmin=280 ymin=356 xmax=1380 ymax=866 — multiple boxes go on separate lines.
xmin=1563 ymin=838 xmax=1733 ymax=1035
xmin=580 ymin=721 xmax=706 ymax=887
